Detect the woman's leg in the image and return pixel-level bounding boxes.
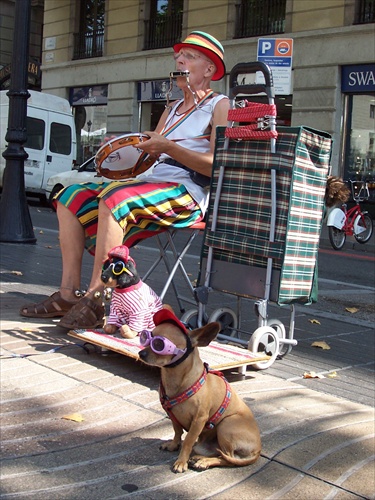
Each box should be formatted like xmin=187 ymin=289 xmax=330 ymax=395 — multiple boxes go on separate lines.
xmin=57 ymin=199 xmax=125 ymax=329
xmin=57 ymin=198 xmax=124 ymax=298
xmin=20 ymin=201 xmax=86 ymax=317
xmin=56 ymin=201 xmax=86 ymax=302
xmin=85 ymin=199 xmax=125 ymax=294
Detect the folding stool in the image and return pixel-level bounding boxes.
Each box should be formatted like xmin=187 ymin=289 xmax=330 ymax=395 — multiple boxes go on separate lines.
xmin=141 ymin=221 xmax=205 ymax=313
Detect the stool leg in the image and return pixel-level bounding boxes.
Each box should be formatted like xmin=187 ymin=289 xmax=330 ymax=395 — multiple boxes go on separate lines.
xmin=142 ymin=229 xmax=201 ymax=314
xmin=159 ymin=230 xmax=199 ymax=303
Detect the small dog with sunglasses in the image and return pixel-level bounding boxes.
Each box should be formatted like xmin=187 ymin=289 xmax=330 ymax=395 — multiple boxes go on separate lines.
xmin=139 ymin=309 xmax=261 ymax=472
xmin=101 ymin=245 xmax=164 ymax=338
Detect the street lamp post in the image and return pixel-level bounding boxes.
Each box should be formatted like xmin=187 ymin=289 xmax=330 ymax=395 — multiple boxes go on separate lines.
xmin=0 ymin=0 xmax=36 ymax=243
xmin=87 ymin=120 xmax=92 ymax=159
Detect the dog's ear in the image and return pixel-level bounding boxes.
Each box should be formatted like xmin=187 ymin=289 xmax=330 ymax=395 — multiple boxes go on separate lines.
xmin=188 ymin=322 xmax=221 ymax=348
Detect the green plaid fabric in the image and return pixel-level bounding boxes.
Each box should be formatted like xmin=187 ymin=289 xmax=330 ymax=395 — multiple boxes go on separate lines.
xmin=201 ymin=126 xmax=331 ymax=305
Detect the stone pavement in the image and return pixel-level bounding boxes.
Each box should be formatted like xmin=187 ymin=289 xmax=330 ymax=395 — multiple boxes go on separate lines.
xmin=0 ymin=214 xmax=374 ymax=499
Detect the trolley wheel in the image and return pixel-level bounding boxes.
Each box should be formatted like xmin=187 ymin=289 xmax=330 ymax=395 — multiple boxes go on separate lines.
xmin=328 ymin=226 xmax=346 ymax=250
xmin=266 ymin=319 xmax=287 ymax=356
xmin=248 ymin=326 xmax=280 ymax=370
xmin=208 ymin=307 xmax=238 ymax=337
xmin=180 ymin=309 xmax=208 ymax=330
xmin=354 ymin=213 xmax=373 ymax=244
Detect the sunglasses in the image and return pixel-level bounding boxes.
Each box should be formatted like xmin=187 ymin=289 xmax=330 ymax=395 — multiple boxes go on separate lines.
xmin=173 ymin=50 xmax=211 ymax=63
xmin=140 ymin=329 xmax=186 ymax=358
xmin=102 ymin=260 xmax=134 ymax=277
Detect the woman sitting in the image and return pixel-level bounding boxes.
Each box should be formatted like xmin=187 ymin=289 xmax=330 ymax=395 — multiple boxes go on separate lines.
xmin=20 ymin=31 xmax=229 ymax=330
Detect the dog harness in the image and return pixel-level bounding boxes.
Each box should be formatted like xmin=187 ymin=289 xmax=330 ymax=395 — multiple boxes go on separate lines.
xmin=159 ymin=363 xmax=232 ymax=430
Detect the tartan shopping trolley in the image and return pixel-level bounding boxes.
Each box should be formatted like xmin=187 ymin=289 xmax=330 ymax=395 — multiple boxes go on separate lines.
xmin=180 ymin=62 xmax=333 ymax=369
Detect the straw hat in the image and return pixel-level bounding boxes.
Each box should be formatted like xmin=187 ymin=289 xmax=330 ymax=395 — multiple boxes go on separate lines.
xmin=174 ymin=31 xmax=226 ymax=81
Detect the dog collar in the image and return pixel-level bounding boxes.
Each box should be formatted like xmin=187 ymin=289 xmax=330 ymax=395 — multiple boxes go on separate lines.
xmin=115 ymin=280 xmax=143 ymax=293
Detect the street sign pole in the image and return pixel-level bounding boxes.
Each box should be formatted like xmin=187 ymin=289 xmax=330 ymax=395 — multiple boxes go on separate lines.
xmin=0 ymin=0 xmax=36 ymax=244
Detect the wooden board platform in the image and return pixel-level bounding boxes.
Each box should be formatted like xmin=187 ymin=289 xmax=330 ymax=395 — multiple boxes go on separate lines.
xmin=68 ymin=329 xmax=269 ymax=371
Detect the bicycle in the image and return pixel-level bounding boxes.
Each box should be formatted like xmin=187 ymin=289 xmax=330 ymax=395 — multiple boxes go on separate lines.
xmin=327 ymin=180 xmax=373 ymax=250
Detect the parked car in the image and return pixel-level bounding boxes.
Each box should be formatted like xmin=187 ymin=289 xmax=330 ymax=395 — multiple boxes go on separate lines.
xmin=46 ymin=156 xmax=102 ymax=203
xmin=46 ymin=152 xmax=157 ymax=206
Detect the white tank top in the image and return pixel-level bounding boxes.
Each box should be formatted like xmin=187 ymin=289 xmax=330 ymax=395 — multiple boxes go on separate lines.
xmin=138 ymin=93 xmax=227 ymax=214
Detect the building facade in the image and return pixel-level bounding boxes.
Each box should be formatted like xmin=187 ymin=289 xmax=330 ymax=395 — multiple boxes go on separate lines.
xmin=0 ymin=0 xmax=44 ymax=90
xmin=11 ymin=1 xmax=375 ymax=191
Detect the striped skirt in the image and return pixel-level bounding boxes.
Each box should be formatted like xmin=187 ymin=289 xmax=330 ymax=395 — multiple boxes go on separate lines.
xmin=54 ymin=179 xmax=203 ymax=255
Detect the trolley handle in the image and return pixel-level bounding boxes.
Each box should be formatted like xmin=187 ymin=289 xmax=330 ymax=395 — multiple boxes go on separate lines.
xmin=229 ymin=62 xmax=275 ymax=100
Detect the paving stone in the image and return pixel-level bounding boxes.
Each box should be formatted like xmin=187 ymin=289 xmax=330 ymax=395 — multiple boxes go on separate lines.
xmin=1 ymin=226 xmax=374 ymax=499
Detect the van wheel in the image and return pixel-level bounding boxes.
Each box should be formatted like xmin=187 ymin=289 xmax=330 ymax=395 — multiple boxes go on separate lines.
xmin=40 ymin=193 xmax=49 ymax=206
xmin=49 ymin=184 xmax=64 ymax=208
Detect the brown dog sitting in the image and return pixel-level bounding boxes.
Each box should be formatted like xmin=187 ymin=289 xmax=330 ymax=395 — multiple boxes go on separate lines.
xmin=138 ymin=309 xmax=261 ymax=473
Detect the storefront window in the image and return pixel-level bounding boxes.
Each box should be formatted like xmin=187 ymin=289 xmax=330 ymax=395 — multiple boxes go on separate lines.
xmin=79 ymin=105 xmax=107 ymax=162
xmin=344 ymin=93 xmax=375 ymax=200
xmin=70 ymin=85 xmax=108 ymax=164
xmin=341 ymin=64 xmax=375 ymax=205
xmin=137 ymin=78 xmax=183 ymax=132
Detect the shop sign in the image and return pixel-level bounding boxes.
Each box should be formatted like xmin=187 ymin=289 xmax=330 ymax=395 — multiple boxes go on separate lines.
xmin=0 ymin=64 xmax=11 ymax=87
xmin=138 ymin=79 xmax=183 ymax=101
xmin=70 ymin=85 xmax=108 ymax=106
xmin=0 ymin=60 xmax=41 ymax=88
xmin=341 ymin=64 xmax=375 ymax=93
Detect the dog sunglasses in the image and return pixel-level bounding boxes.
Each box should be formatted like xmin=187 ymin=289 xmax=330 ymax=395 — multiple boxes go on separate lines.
xmin=140 ymin=329 xmax=186 ymax=358
xmin=102 ymin=260 xmax=134 ymax=277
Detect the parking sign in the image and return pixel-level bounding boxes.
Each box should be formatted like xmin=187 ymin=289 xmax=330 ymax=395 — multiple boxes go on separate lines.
xmin=257 ymin=38 xmax=293 ymax=95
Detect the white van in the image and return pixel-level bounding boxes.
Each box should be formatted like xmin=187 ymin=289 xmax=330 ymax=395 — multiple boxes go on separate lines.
xmin=0 ymin=90 xmax=76 ymax=201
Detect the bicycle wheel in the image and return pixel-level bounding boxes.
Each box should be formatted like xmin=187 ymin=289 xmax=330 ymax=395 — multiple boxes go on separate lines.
xmin=328 ymin=226 xmax=346 ymax=250
xmin=354 ymin=212 xmax=373 ymax=244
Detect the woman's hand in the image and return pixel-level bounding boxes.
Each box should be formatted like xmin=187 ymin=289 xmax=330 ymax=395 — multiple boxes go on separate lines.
xmin=136 ymin=131 xmax=172 ymax=157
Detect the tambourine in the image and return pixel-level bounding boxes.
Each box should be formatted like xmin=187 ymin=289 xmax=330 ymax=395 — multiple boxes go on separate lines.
xmin=95 ymin=133 xmax=156 ymax=180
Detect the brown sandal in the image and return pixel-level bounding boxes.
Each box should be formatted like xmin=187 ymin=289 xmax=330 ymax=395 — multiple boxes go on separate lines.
xmin=58 ymin=296 xmax=105 ymax=330
xmin=20 ymin=291 xmax=77 ymax=318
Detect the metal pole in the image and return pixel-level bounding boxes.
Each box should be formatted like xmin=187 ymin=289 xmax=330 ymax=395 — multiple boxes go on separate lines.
xmin=0 ymin=0 xmax=36 ymax=243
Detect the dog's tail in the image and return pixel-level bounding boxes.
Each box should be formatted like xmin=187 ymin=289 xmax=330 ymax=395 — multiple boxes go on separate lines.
xmin=218 ymin=449 xmax=260 ymax=466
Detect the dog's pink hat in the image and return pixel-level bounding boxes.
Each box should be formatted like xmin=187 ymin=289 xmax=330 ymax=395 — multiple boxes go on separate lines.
xmin=107 ymin=245 xmax=135 ymax=265
xmin=153 ymin=309 xmax=187 ymax=334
